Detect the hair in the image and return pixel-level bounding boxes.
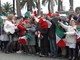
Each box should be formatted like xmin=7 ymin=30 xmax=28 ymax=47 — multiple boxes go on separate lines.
xmin=69 ymin=14 xmax=73 ymax=20
xmin=70 ymin=20 xmax=76 ymax=25
xmin=7 ymin=14 xmax=13 ymax=20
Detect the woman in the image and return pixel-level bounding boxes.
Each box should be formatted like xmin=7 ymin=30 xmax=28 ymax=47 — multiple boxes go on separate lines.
xmin=26 ymin=18 xmax=36 ymax=54
xmin=58 ymin=20 xmax=77 ymax=60
xmin=4 ymin=14 xmax=16 ymax=53
xmin=0 ymin=19 xmax=9 ymax=52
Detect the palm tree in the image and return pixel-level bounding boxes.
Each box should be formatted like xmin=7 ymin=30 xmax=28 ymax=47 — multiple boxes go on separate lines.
xmin=13 ymin=0 xmax=15 ymax=14
xmin=16 ymin=0 xmax=21 ymax=17
xmin=42 ymin=0 xmax=57 ymax=13
xmin=58 ymin=0 xmax=63 ymax=11
xmin=75 ymin=7 xmax=80 ymax=14
xmin=20 ymin=0 xmax=37 ymax=12
xmin=2 ymin=2 xmax=13 ymax=14
xmin=69 ymin=0 xmax=73 ymax=10
xmin=38 ymin=0 xmax=40 ymax=15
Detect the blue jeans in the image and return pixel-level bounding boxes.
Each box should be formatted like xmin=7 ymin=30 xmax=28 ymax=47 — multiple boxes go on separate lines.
xmin=49 ymin=38 xmax=58 ymax=56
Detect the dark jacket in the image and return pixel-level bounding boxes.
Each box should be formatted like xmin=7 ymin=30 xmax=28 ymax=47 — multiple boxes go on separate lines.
xmin=48 ymin=19 xmax=56 ymax=40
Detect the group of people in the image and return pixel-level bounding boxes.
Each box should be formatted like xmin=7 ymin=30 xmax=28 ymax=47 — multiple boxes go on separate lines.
xmin=0 ymin=11 xmax=80 ymax=60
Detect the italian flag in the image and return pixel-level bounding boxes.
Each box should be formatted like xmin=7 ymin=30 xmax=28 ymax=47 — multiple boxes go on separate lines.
xmin=56 ymin=21 xmax=66 ymax=48
xmin=18 ymin=36 xmax=27 ymax=45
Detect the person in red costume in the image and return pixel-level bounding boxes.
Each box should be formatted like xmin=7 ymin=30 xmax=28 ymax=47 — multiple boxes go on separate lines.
xmin=34 ymin=15 xmax=52 ymax=57
xmin=16 ymin=16 xmax=30 ymax=53
xmin=17 ymin=17 xmax=29 ymax=36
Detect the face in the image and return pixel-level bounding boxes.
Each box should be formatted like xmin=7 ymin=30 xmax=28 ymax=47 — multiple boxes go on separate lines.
xmin=70 ymin=20 xmax=76 ymax=26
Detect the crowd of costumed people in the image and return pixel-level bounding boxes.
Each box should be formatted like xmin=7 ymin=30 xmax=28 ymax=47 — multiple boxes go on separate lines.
xmin=0 ymin=10 xmax=80 ymax=60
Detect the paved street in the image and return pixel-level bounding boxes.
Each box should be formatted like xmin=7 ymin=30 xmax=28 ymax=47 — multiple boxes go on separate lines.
xmin=0 ymin=51 xmax=67 ymax=60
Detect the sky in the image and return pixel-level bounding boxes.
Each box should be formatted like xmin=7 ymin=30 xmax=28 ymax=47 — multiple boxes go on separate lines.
xmin=1 ymin=0 xmax=80 ymax=14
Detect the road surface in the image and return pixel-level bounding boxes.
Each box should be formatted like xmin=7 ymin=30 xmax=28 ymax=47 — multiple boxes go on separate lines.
xmin=0 ymin=51 xmax=67 ymax=60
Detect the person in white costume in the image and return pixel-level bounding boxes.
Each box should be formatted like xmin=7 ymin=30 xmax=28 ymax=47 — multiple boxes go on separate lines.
xmin=58 ymin=20 xmax=77 ymax=60
xmin=4 ymin=14 xmax=17 ymax=53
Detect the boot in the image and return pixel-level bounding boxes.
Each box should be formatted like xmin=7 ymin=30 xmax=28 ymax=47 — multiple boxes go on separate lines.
xmin=64 ymin=46 xmax=69 ymax=58
xmin=72 ymin=57 xmax=76 ymax=60
xmin=68 ymin=57 xmax=72 ymax=60
xmin=72 ymin=49 xmax=76 ymax=60
xmin=68 ymin=48 xmax=72 ymax=60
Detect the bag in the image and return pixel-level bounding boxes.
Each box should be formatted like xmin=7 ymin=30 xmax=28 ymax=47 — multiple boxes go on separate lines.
xmin=57 ymin=39 xmax=66 ymax=48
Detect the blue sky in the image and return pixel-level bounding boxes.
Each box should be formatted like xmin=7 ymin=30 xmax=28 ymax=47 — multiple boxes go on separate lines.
xmin=1 ymin=0 xmax=80 ymax=14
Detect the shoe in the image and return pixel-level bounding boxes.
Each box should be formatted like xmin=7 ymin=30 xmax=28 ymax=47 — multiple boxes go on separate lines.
xmin=39 ymin=54 xmax=45 ymax=57
xmin=52 ymin=55 xmax=58 ymax=58
xmin=49 ymin=54 xmax=54 ymax=57
xmin=16 ymin=50 xmax=23 ymax=53
xmin=5 ymin=51 xmax=10 ymax=54
xmin=9 ymin=50 xmax=15 ymax=53
xmin=68 ymin=57 xmax=72 ymax=60
xmin=39 ymin=53 xmax=45 ymax=57
xmin=72 ymin=57 xmax=76 ymax=60
xmin=64 ymin=55 xmax=69 ymax=58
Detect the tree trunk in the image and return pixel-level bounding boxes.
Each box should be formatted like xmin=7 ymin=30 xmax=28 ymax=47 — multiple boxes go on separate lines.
xmin=48 ymin=0 xmax=51 ymax=13
xmin=50 ymin=0 xmax=54 ymax=13
xmin=13 ymin=0 xmax=15 ymax=14
xmin=58 ymin=0 xmax=60 ymax=11
xmin=58 ymin=0 xmax=63 ymax=11
xmin=69 ymin=0 xmax=73 ymax=10
xmin=16 ymin=0 xmax=21 ymax=17
xmin=0 ymin=0 xmax=2 ymax=13
xmin=61 ymin=0 xmax=63 ymax=11
xmin=38 ymin=0 xmax=40 ymax=15
xmin=26 ymin=0 xmax=33 ymax=12
xmin=27 ymin=4 xmax=30 ymax=11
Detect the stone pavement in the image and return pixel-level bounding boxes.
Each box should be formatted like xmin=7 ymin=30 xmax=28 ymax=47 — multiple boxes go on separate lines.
xmin=0 ymin=51 xmax=67 ymax=60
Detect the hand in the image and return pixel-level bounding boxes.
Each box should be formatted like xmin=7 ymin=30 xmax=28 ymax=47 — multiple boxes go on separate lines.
xmin=15 ymin=24 xmax=17 ymax=26
xmin=58 ymin=20 xmax=63 ymax=24
xmin=26 ymin=28 xmax=30 ymax=31
xmin=58 ymin=20 xmax=61 ymax=24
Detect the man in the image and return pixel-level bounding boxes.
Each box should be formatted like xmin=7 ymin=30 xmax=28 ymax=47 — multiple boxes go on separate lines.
xmin=48 ymin=17 xmax=58 ymax=58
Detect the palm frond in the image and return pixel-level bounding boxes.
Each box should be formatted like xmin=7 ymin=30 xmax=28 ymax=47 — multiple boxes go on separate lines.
xmin=20 ymin=0 xmax=26 ymax=9
xmin=42 ymin=0 xmax=48 ymax=6
xmin=2 ymin=2 xmax=13 ymax=13
xmin=51 ymin=0 xmax=55 ymax=6
xmin=33 ymin=0 xmax=37 ymax=8
xmin=54 ymin=0 xmax=58 ymax=5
